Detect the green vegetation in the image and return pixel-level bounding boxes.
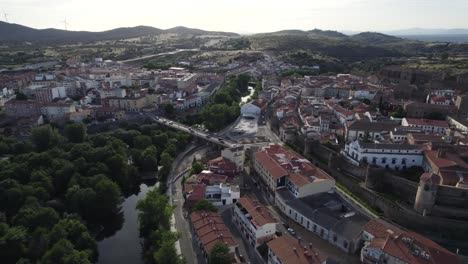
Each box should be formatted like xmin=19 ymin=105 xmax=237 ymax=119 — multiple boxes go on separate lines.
xmin=335 ymin=183 xmax=381 ymax=216
xmin=391 ymin=107 xmax=407 ymax=118
xmin=193 ymin=200 xmax=218 ymax=212
xmin=190 ymin=159 xmax=204 ymax=175
xmin=208 ymin=243 xmax=232 ymax=264
xmin=137 ymin=187 xmax=184 ymax=264
xmin=0 ymin=120 xmax=191 ymax=264
xmin=198 ymin=74 xmax=251 ymax=131
xmin=143 ymin=62 xmax=174 ymax=70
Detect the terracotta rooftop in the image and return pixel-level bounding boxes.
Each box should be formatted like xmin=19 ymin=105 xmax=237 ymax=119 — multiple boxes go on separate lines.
xmin=254 ymin=151 xmax=288 ymax=179
xmin=363 ymin=218 xmax=404 ymax=239
xmin=267 ymin=236 xmax=323 ymax=264
xmin=190 ymin=211 xmax=238 ymax=253
xmin=378 ymin=232 xmax=461 ymax=264
xmin=237 ymin=197 xmax=276 ymax=227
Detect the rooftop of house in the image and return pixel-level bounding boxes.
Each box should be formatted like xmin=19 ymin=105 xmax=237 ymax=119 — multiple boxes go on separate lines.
xmin=206 ymin=157 xmax=238 ymax=172
xmin=363 ymin=218 xmax=404 ymax=239
xmin=190 ymin=211 xmax=238 ymax=253
xmin=403 ymin=118 xmax=449 ymax=128
xmin=267 ymin=236 xmax=323 ymax=264
xmin=236 ymin=197 xmax=277 ymax=227
xmin=348 ymin=120 xmax=399 ymax=131
xmin=277 ymin=189 xmax=369 ymax=241
xmin=369 ymin=231 xmax=461 ymax=264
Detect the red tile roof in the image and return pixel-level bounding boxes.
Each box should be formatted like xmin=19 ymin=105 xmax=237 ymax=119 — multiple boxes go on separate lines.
xmin=237 ymin=197 xmax=276 ymax=227
xmin=379 ymin=232 xmax=461 ymax=264
xmin=363 ymin=218 xmax=404 ymax=239
xmin=190 ymin=211 xmax=238 ymax=253
xmin=254 ymin=151 xmax=288 ymax=179
xmin=267 ymin=236 xmax=323 ymax=264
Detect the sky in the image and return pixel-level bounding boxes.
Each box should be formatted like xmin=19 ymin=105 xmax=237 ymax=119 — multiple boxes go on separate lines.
xmin=1 ymin=0 xmax=468 ymax=34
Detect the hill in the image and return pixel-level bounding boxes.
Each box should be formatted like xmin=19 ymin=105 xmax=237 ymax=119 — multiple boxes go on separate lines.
xmin=0 ymin=22 xmax=238 ymax=43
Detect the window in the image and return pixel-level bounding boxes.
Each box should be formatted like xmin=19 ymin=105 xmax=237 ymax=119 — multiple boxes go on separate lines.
xmin=372 ymin=157 xmax=377 ymax=164
xmin=392 ymin=158 xmax=396 ymax=164
xmin=333 ymin=235 xmax=337 ymax=242
xmin=313 ymin=225 xmax=317 ymax=232
xmin=402 ymin=159 xmax=406 ymax=165
xmin=381 ymin=158 xmax=387 ymax=164
xmin=343 ymin=241 xmax=348 ymax=248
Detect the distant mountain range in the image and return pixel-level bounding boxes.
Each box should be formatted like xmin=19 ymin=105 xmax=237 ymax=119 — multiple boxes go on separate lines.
xmin=383 ymin=28 xmax=468 ymax=35
xmin=0 ymin=22 xmax=238 ymax=43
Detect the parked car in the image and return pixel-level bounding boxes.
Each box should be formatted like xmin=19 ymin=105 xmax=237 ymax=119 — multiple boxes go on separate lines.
xmin=287 ymin=228 xmax=296 ymax=236
xmin=275 ymin=230 xmax=283 ymax=237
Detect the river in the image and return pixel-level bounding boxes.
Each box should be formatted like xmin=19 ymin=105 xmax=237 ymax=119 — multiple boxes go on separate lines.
xmin=97 ymin=183 xmax=156 ymax=264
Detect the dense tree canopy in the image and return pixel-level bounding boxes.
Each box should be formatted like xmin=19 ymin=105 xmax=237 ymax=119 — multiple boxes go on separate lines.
xmin=208 ymin=243 xmax=232 ymax=264
xmin=0 ymin=121 xmax=191 ymax=264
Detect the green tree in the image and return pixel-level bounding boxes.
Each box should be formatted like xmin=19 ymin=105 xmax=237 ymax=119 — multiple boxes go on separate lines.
xmin=193 ymin=200 xmax=218 ymax=212
xmin=191 ymin=161 xmax=204 ymax=175
xmin=137 ymin=187 xmax=173 ymax=238
xmin=94 ymin=179 xmax=122 ymax=217
xmin=441 ymin=52 xmax=449 ymax=60
xmin=164 ymin=104 xmax=176 ymax=118
xmin=30 ymin=126 xmax=62 ymax=152
xmin=133 ymin=135 xmax=153 ymax=149
xmin=153 ymin=236 xmax=185 ymax=264
xmin=208 ymin=243 xmax=231 ymax=264
xmin=64 ymin=123 xmax=87 ymax=143
xmin=0 ymin=223 xmax=28 ymax=263
xmin=15 ymin=92 xmax=28 ymax=101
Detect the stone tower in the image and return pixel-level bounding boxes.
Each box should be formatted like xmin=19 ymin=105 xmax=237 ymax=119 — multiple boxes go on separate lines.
xmin=414 ymin=173 xmax=441 ymax=216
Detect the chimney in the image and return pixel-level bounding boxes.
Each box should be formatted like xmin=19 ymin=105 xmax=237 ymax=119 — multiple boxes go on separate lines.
xmin=309 ymin=243 xmax=313 ymax=250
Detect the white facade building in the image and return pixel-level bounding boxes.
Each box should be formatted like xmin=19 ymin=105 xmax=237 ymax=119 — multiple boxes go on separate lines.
xmin=205 ymin=183 xmax=240 ymax=206
xmin=232 ymin=197 xmax=277 ymax=248
xmin=343 ymin=140 xmax=424 ymax=169
xmin=401 ymin=118 xmax=448 ymax=134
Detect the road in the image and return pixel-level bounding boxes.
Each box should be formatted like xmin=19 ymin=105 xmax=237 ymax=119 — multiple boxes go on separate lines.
xmin=167 ymin=144 xmax=208 ymax=264
xmin=148 ymin=115 xmax=239 ymax=148
xmin=118 ymin=49 xmax=199 ymax=63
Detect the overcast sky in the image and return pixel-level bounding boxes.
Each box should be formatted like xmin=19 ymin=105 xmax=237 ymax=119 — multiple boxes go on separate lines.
xmin=1 ymin=0 xmax=468 ymax=33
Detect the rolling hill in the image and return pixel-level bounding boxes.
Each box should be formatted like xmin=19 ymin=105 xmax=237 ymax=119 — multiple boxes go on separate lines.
xmin=0 ymin=22 xmax=238 ymax=43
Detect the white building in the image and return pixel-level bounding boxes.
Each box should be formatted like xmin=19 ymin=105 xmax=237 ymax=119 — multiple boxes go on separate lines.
xmin=233 ymin=197 xmax=277 ymax=247
xmin=205 ymin=183 xmax=240 ymax=206
xmin=401 ymin=118 xmax=448 ymax=134
xmin=285 ymin=172 xmax=335 ymax=198
xmin=221 ymin=146 xmax=245 ymax=171
xmin=41 ymin=103 xmax=76 ymax=120
xmin=343 ymin=140 xmax=424 ymax=169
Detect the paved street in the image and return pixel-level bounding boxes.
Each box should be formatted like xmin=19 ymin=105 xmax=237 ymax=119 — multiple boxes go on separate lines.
xmin=168 ymin=144 xmax=210 ymax=264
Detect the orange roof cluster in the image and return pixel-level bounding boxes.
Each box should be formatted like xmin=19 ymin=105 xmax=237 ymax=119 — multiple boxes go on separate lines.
xmin=190 ymin=211 xmax=238 ymax=253
xmin=237 ymin=197 xmax=276 ymax=227
xmin=267 ymin=236 xmax=323 ymax=264
xmin=381 ymin=232 xmax=461 ymax=264
xmin=255 ymin=144 xmax=332 ymax=184
xmin=364 ymin=219 xmax=461 ymax=264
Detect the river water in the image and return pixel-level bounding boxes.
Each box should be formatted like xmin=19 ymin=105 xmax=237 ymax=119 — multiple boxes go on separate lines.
xmin=97 ymin=183 xmax=155 ymax=264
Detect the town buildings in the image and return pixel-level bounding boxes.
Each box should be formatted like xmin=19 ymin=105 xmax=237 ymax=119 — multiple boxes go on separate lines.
xmin=190 ymin=211 xmax=238 ymax=263
xmin=232 ymin=197 xmax=277 ymax=247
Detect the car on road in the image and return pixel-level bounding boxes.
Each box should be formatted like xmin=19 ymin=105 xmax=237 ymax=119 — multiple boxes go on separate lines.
xmin=287 ymin=228 xmax=296 ymax=236
xmin=275 ymin=230 xmax=283 ymax=237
